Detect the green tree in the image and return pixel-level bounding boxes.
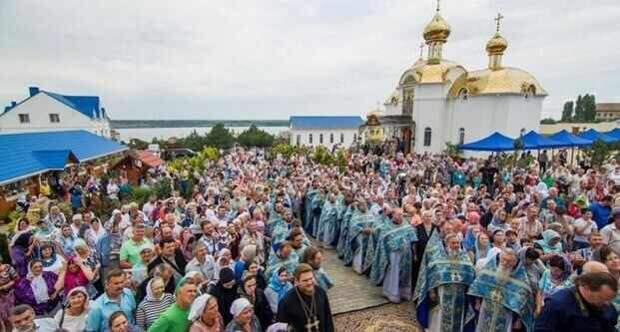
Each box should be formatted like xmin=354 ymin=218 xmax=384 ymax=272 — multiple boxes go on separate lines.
xmin=583 ymin=140 xmax=612 ymax=167
xmin=561 ymin=101 xmax=574 ymax=122
xmin=205 ymin=123 xmax=235 ymax=150
xmin=574 ymin=95 xmax=584 ymax=121
xmin=583 ymin=94 xmax=597 ymax=122
xmin=237 ymin=124 xmax=275 ymax=148
xmin=540 ymin=118 xmax=557 ymax=124
xmin=181 ymin=130 xmax=209 ymax=151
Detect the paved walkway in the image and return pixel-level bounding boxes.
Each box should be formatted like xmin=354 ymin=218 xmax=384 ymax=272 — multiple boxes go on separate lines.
xmin=321 ymin=245 xmax=389 ymax=315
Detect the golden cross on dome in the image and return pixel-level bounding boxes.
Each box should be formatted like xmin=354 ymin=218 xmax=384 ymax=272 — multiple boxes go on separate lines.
xmin=436 ymin=0 xmax=441 ymax=12
xmin=495 ymin=13 xmax=504 ymax=32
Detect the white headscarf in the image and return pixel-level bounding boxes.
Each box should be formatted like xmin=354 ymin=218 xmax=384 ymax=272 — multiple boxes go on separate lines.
xmin=27 ymin=262 xmax=49 ymax=304
xmin=188 ymin=293 xmax=213 ymax=321
xmin=145 ymin=277 xmax=164 ymax=301
xmin=230 ymin=297 xmax=252 ymax=317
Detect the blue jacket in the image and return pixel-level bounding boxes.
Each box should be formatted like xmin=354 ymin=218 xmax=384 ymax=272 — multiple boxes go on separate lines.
xmin=590 ymin=202 xmax=611 ymax=230
xmin=535 ymin=287 xmax=617 ymax=332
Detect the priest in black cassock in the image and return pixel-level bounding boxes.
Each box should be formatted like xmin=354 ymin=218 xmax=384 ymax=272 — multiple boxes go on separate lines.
xmin=276 ymin=263 xmax=335 ymax=332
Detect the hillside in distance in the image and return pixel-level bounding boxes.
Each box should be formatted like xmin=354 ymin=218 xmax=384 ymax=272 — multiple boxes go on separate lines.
xmin=111 ymin=119 xmax=289 ymax=129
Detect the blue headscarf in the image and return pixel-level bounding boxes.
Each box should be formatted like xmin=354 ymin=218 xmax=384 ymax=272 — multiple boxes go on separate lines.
xmin=535 ymin=229 xmax=562 ymax=254
xmin=268 ymin=269 xmax=292 ymax=303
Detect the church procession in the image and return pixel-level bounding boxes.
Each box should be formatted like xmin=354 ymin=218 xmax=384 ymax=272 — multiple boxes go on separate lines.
xmin=2 ymin=1 xmax=620 ymax=332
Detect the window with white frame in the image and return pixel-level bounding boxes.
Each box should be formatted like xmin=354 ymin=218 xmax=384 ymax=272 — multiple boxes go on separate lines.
xmin=424 ymin=127 xmax=432 ymax=147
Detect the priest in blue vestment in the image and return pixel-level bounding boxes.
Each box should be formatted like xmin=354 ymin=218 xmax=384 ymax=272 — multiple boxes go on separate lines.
xmin=345 ymin=200 xmax=378 ymax=273
xmin=317 ymin=193 xmax=340 ymax=249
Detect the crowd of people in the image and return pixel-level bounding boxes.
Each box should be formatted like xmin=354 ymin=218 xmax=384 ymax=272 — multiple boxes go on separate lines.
xmin=3 ymin=145 xmax=620 ymax=332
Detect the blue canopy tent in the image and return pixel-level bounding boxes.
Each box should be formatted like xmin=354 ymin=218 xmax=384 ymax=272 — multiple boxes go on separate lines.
xmin=458 ymin=132 xmax=515 ymax=151
xmin=603 ymin=128 xmax=620 ymax=141
xmin=578 ymin=128 xmax=616 ymax=143
xmin=549 ymin=130 xmax=592 ymax=147
xmin=521 ymin=130 xmax=565 ymax=150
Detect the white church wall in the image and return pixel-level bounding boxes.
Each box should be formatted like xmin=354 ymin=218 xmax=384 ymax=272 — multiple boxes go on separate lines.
xmin=290 ymin=128 xmax=359 ymax=149
xmin=413 ymin=84 xmax=448 ymax=154
xmin=0 ymin=93 xmax=105 ymax=136
xmin=384 ymin=103 xmax=401 ymax=116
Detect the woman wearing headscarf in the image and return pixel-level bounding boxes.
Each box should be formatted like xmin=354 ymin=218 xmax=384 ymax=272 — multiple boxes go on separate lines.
xmin=488 ymin=209 xmax=509 ymax=234
xmin=264 ymin=267 xmax=292 ymax=315
xmin=213 ymin=249 xmax=235 ymax=284
xmin=238 ymin=274 xmax=273 ymax=329
xmin=536 ymin=229 xmax=563 ymax=256
xmin=53 ymin=286 xmax=90 ymax=332
xmin=38 ymin=241 xmax=65 ymax=275
xmin=10 ymin=229 xmax=34 ymax=278
xmin=208 ymin=268 xmax=240 ymax=325
xmin=189 ymin=294 xmax=225 ymax=332
xmin=536 ymin=254 xmax=572 ymax=315
xmin=225 ymin=298 xmax=261 ymax=332
xmin=147 ymin=276 xmax=197 ymax=332
xmin=136 ymin=276 xmax=175 ymax=331
xmin=14 ymin=259 xmax=60 ymax=315
xmin=0 ymin=256 xmax=18 ymax=331
xmin=468 ymin=232 xmax=491 ymax=264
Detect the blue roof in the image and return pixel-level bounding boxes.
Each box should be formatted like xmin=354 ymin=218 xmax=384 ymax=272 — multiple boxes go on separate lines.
xmin=459 ymin=132 xmax=515 ymax=151
xmin=578 ymin=129 xmax=616 ymax=143
xmin=521 ymin=131 xmax=565 ymax=149
xmin=0 ymin=130 xmax=127 ymax=185
xmin=3 ymin=88 xmax=105 ymax=119
xmin=289 ymin=116 xmax=363 ymax=129
xmin=548 ymin=130 xmax=592 ymax=147
xmin=604 ymin=128 xmax=620 ymax=140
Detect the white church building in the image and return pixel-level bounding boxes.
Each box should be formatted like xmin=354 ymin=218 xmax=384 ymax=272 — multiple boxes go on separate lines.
xmin=289 ymin=116 xmax=364 ymax=149
xmin=377 ymin=6 xmax=547 ymax=154
xmin=0 ymin=86 xmax=112 ymax=138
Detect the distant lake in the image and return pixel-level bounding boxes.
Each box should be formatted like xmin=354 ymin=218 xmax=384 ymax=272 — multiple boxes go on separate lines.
xmin=115 ymin=126 xmax=288 ymax=142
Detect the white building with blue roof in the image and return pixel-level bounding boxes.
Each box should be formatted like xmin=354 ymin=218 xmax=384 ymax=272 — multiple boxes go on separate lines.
xmin=289 ymin=116 xmax=364 ymax=149
xmin=0 ymin=86 xmax=112 ymax=137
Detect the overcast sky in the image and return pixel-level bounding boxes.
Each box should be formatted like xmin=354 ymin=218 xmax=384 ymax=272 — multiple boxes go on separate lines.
xmin=1 ymin=0 xmax=619 ymax=120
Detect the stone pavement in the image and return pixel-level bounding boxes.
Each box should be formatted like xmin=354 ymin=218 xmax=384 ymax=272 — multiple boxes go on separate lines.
xmin=321 ymin=246 xmax=389 ymax=315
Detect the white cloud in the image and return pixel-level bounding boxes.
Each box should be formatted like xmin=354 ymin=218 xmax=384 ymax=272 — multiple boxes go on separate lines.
xmin=0 ymin=0 xmax=618 ymax=120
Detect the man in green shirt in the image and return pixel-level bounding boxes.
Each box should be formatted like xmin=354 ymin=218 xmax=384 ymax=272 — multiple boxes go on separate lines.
xmin=148 ymin=277 xmax=197 ymax=332
xmin=119 ymin=223 xmax=152 ymax=269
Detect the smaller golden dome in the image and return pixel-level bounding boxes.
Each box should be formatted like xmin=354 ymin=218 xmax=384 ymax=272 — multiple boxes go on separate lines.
xmin=486 ymin=32 xmax=508 ymax=55
xmin=423 ymin=13 xmax=451 ymax=43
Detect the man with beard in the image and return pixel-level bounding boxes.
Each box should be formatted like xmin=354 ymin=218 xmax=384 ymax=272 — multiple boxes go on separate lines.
xmin=370 ymin=208 xmax=418 ymax=303
xmin=277 ymin=263 xmax=334 ymax=332
xmin=345 ymin=199 xmax=377 ymax=273
xmin=414 ymin=232 xmax=476 ymax=332
xmin=468 ymin=248 xmax=535 ymax=332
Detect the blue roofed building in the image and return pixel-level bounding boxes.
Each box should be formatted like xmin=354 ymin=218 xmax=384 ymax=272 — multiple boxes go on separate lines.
xmin=1 ymin=86 xmax=112 ymax=138
xmin=289 ymin=116 xmax=364 ymax=148
xmin=0 ymin=130 xmax=127 ymax=186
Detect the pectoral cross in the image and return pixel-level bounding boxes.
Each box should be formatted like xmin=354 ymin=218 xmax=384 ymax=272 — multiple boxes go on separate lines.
xmin=490 ymin=289 xmax=503 ymax=302
xmin=305 ymin=317 xmax=320 ymax=331
xmin=450 ymin=271 xmax=461 ymax=282
xmin=495 ymin=13 xmax=504 ymax=32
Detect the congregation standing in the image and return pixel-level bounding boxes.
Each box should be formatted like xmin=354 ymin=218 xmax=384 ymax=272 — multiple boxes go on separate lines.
xmin=3 ymin=143 xmax=620 ymax=332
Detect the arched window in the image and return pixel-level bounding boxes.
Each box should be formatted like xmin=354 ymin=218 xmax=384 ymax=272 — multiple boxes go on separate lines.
xmin=330 ymin=133 xmax=334 ymax=144
xmin=524 ymin=85 xmax=536 ymax=99
xmin=424 ymin=127 xmax=432 ymax=147
xmin=296 ymin=134 xmax=301 ymax=146
xmin=319 ymin=134 xmax=324 ymax=144
xmin=354 ymin=133 xmax=358 ymax=142
xmin=309 ymin=133 xmax=313 ymax=144
xmin=458 ymin=128 xmax=465 ymax=145
xmin=458 ymin=88 xmax=468 ymax=101
xmin=340 ymin=133 xmax=345 ymax=143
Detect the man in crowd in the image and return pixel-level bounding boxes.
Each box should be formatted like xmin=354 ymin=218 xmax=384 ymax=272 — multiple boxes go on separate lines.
xmin=86 ymin=269 xmax=136 ymax=332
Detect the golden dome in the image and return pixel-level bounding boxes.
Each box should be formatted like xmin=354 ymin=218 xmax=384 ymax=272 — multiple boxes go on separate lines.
xmin=448 ymin=67 xmax=548 ymax=98
xmin=486 ymin=32 xmax=508 ymax=55
xmin=399 ymin=59 xmax=463 ymax=85
xmin=423 ymin=13 xmax=451 ymax=43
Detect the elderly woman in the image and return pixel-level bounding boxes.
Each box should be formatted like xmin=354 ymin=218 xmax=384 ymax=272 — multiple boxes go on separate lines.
xmin=15 ymin=260 xmax=60 ymax=315
xmin=39 ymin=242 xmax=65 ymax=275
xmin=53 ymin=286 xmax=90 ymax=332
xmin=55 ymin=255 xmax=96 ymax=299
xmin=225 ymin=298 xmax=261 ymax=332
xmin=189 ymin=294 xmax=225 ymax=332
xmin=238 ymin=274 xmax=273 ymax=329
xmin=136 ymin=276 xmax=175 ymax=330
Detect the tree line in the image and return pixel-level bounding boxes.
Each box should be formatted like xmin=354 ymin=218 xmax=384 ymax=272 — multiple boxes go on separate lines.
xmin=541 ymin=94 xmax=597 ymax=124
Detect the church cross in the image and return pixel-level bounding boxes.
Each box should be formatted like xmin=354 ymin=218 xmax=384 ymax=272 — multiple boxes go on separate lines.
xmin=495 ymin=13 xmax=504 ymax=32
xmin=305 ymin=318 xmax=320 ymax=331
xmin=436 ymin=0 xmax=441 ymax=12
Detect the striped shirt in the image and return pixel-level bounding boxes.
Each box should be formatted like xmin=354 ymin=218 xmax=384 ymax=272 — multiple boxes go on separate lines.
xmin=135 ymin=293 xmax=175 ymax=330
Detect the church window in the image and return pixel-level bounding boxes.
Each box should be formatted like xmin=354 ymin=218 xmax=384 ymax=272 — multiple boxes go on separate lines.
xmin=354 ymin=133 xmax=358 ymax=142
xmin=330 ymin=133 xmax=334 ymax=144
xmin=424 ymin=127 xmax=432 ymax=147
xmin=340 ymin=133 xmax=345 ymax=143
xmin=459 ymin=128 xmax=465 ymax=145
xmin=524 ymin=85 xmax=536 ymax=99
xmin=458 ymin=88 xmax=468 ymax=100
xmin=18 ymin=114 xmax=30 ymax=123
xmin=296 ymin=134 xmax=301 ymax=146
xmin=319 ymin=134 xmax=324 ymax=144
xmin=309 ymin=134 xmax=313 ymax=144
xmin=49 ymin=114 xmax=60 ymax=123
